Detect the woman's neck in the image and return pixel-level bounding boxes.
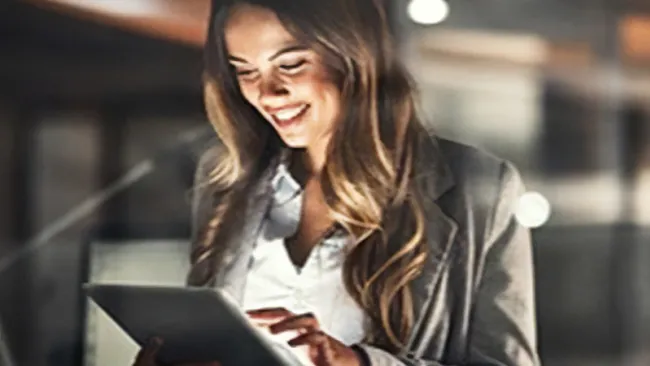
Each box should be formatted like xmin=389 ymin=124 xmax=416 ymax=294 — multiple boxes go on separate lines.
xmin=289 ymin=147 xmax=326 ymax=185
xmin=304 ymin=147 xmax=326 ymax=174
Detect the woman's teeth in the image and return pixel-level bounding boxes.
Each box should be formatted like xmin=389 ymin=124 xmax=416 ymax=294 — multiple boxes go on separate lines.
xmin=274 ymin=104 xmax=308 ymax=121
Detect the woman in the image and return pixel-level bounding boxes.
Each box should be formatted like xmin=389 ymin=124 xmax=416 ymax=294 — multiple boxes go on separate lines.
xmin=136 ymin=0 xmax=540 ymax=364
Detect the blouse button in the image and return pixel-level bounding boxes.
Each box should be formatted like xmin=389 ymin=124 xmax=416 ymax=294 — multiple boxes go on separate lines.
xmin=292 ymin=289 xmax=309 ymax=311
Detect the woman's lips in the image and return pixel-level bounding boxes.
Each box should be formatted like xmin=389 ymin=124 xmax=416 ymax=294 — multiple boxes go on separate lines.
xmin=272 ymin=104 xmax=310 ymax=129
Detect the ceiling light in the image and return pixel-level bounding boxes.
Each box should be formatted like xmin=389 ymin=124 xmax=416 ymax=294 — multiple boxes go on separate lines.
xmin=407 ymin=0 xmax=450 ymax=26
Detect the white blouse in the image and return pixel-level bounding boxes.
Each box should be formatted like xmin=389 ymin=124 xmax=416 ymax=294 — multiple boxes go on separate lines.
xmin=240 ymin=162 xmax=367 ymax=365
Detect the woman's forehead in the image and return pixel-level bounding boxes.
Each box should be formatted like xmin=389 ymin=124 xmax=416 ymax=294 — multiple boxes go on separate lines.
xmin=224 ymin=4 xmax=299 ymax=59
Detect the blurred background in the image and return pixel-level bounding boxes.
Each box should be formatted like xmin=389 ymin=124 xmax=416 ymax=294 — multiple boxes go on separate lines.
xmin=0 ymin=0 xmax=649 ymax=365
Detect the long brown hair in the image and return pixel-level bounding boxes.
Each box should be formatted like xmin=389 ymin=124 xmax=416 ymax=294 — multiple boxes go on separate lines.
xmin=188 ymin=0 xmax=430 ymax=352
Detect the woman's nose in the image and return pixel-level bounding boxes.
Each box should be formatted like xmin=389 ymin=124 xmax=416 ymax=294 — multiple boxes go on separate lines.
xmin=258 ymin=74 xmax=289 ymax=104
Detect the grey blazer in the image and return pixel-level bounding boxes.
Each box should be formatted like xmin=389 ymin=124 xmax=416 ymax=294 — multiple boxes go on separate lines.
xmin=191 ymin=136 xmax=540 ymax=366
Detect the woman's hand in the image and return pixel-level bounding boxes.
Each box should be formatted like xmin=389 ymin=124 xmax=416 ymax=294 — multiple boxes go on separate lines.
xmin=246 ymin=308 xmax=362 ymax=366
xmin=131 ymin=338 xmax=220 ymax=366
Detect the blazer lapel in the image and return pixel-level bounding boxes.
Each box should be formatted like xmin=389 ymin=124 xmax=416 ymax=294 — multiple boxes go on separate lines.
xmin=406 ymin=136 xmax=458 ymax=350
xmin=216 ymin=155 xmax=281 ymax=304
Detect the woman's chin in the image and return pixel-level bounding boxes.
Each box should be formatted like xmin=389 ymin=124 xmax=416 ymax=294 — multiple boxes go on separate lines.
xmin=279 ymin=135 xmax=309 ymax=149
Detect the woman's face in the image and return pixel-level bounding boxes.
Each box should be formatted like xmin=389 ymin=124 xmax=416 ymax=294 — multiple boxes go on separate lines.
xmin=224 ymin=4 xmax=342 ymax=151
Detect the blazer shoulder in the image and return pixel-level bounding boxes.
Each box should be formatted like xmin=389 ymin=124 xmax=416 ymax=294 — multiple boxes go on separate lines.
xmin=436 ymin=137 xmax=509 ymax=186
xmin=435 ymin=137 xmax=526 ymax=239
xmin=190 ymin=143 xmax=223 ymax=241
xmin=436 ymin=138 xmax=525 ymax=200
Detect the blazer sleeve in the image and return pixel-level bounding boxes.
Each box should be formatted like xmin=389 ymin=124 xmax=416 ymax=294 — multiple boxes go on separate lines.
xmin=356 ymin=162 xmax=540 ymax=366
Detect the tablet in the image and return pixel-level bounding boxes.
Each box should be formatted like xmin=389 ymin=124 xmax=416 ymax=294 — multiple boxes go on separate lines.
xmin=83 ymin=283 xmax=290 ymax=366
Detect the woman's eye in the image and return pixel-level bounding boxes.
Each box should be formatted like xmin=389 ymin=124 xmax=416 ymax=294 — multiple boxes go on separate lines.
xmin=280 ymin=60 xmax=306 ymax=71
xmin=236 ymin=69 xmax=254 ymax=76
xmin=234 ymin=69 xmax=258 ymax=81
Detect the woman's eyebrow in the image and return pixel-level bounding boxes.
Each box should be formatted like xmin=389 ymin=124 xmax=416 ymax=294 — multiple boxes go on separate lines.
xmin=268 ymin=45 xmax=308 ymax=61
xmin=228 ymin=54 xmax=249 ymax=63
xmin=228 ymin=44 xmax=307 ymax=64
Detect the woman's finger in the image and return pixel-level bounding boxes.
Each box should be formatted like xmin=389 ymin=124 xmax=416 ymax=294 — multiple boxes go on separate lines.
xmin=287 ymin=330 xmax=328 ymax=347
xmin=269 ymin=312 xmax=319 ymax=334
xmin=132 ymin=338 xmax=163 ymax=366
xmin=246 ymin=307 xmax=293 ymax=319
xmin=288 ymin=331 xmax=335 ymax=365
xmin=246 ymin=307 xmax=294 ymax=327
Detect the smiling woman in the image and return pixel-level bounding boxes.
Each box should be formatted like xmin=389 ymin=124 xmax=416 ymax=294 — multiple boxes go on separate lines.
xmin=132 ymin=0 xmax=541 ymax=365
xmin=225 ymin=4 xmax=343 ymax=169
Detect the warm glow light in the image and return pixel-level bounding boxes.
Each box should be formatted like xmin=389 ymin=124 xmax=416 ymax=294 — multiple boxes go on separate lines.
xmin=515 ymin=192 xmax=551 ymax=228
xmin=407 ymin=0 xmax=449 ymax=25
xmin=622 ymin=16 xmax=650 ymax=62
xmin=29 ymin=0 xmax=209 ymax=46
xmin=47 ymin=0 xmax=165 ymax=16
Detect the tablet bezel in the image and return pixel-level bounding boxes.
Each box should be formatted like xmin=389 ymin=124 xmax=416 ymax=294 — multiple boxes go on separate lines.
xmin=83 ymin=283 xmax=290 ymax=366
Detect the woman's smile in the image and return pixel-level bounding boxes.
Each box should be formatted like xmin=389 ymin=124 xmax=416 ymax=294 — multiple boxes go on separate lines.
xmin=267 ymin=103 xmax=311 ymax=129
